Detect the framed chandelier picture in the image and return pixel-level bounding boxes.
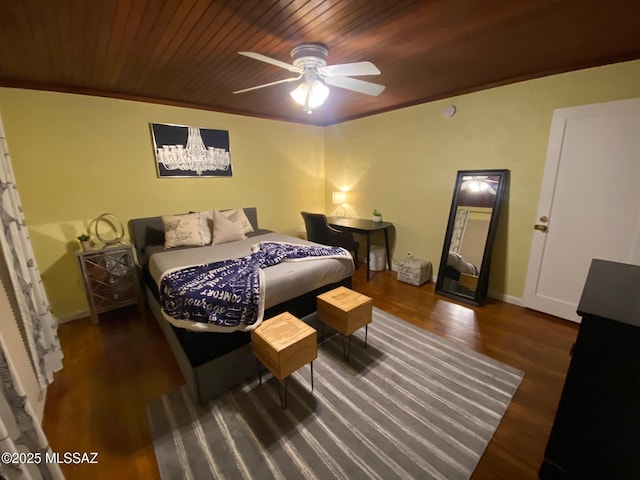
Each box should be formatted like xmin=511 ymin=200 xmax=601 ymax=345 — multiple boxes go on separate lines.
xmin=150 ymin=123 xmax=233 ymax=177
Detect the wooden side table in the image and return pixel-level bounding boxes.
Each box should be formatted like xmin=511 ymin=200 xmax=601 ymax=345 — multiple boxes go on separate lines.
xmin=317 ymin=286 xmax=373 ymax=361
xmin=251 ymin=312 xmax=317 ymax=409
xmin=76 ymin=244 xmax=144 ymax=325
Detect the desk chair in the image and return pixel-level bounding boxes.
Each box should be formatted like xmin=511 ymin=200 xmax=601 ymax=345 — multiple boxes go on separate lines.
xmin=300 ymin=212 xmax=359 ymax=268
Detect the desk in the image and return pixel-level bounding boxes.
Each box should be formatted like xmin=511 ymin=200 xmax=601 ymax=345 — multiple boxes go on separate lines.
xmin=327 ymin=217 xmax=393 ymax=281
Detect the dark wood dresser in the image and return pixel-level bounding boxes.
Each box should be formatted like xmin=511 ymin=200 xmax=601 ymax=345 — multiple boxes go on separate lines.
xmin=539 ymin=259 xmax=640 ymax=479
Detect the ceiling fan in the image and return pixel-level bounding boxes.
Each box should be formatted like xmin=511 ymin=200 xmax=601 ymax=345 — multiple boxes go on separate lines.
xmin=461 ymin=176 xmax=498 ymax=194
xmin=232 ymin=43 xmax=385 ymax=114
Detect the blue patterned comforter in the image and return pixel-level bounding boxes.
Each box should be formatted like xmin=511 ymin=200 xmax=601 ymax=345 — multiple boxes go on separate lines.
xmin=159 ymin=241 xmax=352 ymax=332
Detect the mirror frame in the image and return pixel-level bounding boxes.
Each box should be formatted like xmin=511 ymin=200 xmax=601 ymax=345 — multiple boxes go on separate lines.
xmin=435 ymin=169 xmax=510 ymax=306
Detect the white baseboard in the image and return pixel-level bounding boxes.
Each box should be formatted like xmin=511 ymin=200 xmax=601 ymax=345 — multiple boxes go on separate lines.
xmin=56 ymin=310 xmax=89 ymax=324
xmin=54 ymin=269 xmax=524 ymax=324
xmin=387 ymin=259 xmax=524 ymax=306
xmin=488 ymin=291 xmax=524 ymax=306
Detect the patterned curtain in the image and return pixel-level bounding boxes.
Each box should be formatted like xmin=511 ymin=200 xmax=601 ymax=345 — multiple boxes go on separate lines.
xmin=450 ymin=207 xmax=469 ymax=254
xmin=0 ymin=335 xmax=64 ymax=480
xmin=0 ymin=117 xmax=63 ymax=387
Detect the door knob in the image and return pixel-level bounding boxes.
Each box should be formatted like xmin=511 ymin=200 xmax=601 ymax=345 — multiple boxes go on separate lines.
xmin=539 ymin=216 xmax=549 ymax=222
xmin=534 ymin=224 xmax=548 ymax=232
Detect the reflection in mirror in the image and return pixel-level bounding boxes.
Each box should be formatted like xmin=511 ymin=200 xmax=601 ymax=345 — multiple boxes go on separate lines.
xmin=436 ymin=170 xmax=509 ymax=306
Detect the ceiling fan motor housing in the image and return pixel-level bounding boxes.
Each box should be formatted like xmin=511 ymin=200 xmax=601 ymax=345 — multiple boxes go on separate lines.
xmin=291 ymin=43 xmax=328 ymax=70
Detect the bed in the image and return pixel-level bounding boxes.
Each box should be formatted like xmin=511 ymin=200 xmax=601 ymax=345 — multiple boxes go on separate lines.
xmin=128 ymin=207 xmax=354 ymax=404
xmin=442 ymin=251 xmax=479 ymax=294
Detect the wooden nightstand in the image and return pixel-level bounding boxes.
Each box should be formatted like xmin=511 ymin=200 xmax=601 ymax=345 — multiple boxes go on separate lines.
xmin=76 ymin=244 xmax=144 ymax=324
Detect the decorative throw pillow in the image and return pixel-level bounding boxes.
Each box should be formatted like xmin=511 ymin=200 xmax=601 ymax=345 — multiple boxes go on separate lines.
xmin=198 ymin=210 xmax=213 ymax=245
xmin=219 ymin=208 xmax=254 ymax=234
xmin=212 ymin=210 xmax=246 ymax=245
xmin=161 ymin=212 xmax=204 ymax=248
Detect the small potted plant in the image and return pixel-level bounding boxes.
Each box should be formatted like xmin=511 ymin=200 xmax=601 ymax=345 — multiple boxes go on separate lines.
xmin=77 ymin=233 xmax=91 ymax=251
xmin=372 ymin=209 xmax=382 ymax=223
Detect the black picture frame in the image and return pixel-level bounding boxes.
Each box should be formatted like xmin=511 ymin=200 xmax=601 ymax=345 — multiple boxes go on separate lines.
xmin=436 ymin=169 xmax=510 ymax=306
xmin=150 ymin=123 xmax=233 ymax=177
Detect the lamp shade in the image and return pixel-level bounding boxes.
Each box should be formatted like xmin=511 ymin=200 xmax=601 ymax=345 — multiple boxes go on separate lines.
xmin=332 ymin=191 xmax=347 ymax=204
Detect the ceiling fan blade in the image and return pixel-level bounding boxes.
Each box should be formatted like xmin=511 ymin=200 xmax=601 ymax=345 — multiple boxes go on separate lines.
xmin=325 ymin=76 xmax=386 ymax=96
xmin=319 ymin=61 xmax=381 ymax=77
xmin=232 ymin=75 xmax=302 ymax=94
xmin=238 ymin=51 xmax=301 ymax=73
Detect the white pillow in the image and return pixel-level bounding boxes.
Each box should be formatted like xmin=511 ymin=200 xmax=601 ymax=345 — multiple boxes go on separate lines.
xmin=212 ymin=210 xmax=246 ymax=245
xmin=198 ymin=210 xmax=213 ymax=245
xmin=161 ymin=212 xmax=204 ymax=248
xmin=219 ymin=208 xmax=254 ymax=234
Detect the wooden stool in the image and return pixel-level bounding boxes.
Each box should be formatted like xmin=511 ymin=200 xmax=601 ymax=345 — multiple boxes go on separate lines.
xmin=250 ymin=312 xmax=317 ymax=409
xmin=317 ymin=286 xmax=373 ymax=361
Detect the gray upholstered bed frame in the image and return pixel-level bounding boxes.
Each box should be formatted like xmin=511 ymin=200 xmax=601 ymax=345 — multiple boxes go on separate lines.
xmin=128 ymin=207 xmax=351 ymax=404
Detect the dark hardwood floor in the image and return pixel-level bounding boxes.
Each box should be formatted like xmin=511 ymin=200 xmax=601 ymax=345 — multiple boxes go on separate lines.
xmin=43 ymin=266 xmax=578 ymax=479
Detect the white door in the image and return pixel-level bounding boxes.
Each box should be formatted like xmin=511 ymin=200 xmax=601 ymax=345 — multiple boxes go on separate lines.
xmin=523 ymin=98 xmax=640 ymax=323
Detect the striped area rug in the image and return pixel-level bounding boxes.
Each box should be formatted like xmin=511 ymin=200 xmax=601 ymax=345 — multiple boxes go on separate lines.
xmin=147 ymin=307 xmax=523 ymax=480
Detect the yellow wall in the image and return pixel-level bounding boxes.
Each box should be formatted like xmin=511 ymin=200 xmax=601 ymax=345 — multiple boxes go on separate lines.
xmin=0 ymin=89 xmax=324 ymax=318
xmin=1 ymin=59 xmax=640 ymax=317
xmin=324 ymin=59 xmax=640 ymax=299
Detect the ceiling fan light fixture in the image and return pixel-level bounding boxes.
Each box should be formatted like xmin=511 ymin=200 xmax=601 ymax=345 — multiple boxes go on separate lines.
xmin=290 ymin=80 xmax=330 ymax=112
xmin=461 ymin=176 xmax=496 ymax=194
xmin=236 ymin=42 xmax=383 ymax=114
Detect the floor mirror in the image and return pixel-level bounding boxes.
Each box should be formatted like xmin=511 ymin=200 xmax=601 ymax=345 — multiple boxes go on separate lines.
xmin=436 ymin=169 xmax=509 ymax=306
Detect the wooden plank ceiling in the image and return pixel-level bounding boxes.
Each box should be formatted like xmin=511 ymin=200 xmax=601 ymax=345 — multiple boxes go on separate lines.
xmin=1 ymin=0 xmax=639 ymax=126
